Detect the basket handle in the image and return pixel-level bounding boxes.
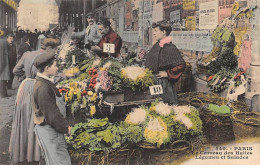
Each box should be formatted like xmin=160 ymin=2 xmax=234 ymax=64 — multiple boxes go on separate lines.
xmin=190 ymin=98 xmax=204 ymax=107
xmin=170 ymin=140 xmax=191 ymax=151
xmin=245 ymin=118 xmax=260 ymax=126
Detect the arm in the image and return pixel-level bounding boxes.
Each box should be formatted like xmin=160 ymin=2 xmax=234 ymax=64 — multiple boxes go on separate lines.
xmin=13 ymin=54 xmax=25 ymax=76
xmin=85 ymin=26 xmax=102 ymax=44
xmin=167 ymin=64 xmax=186 ymax=81
xmin=37 ymin=86 xmax=69 ymax=134
xmin=71 ymin=30 xmax=85 ymax=40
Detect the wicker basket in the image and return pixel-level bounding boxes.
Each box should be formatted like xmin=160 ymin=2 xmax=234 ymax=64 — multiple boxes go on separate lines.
xmin=199 ymin=107 xmax=235 ymax=145
xmin=177 ymin=92 xmax=249 ymax=112
xmin=175 ymin=62 xmax=192 ymax=93
xmin=68 ymin=147 xmax=145 ymax=165
xmin=137 ymin=140 xmax=191 ymax=165
xmin=231 ymin=112 xmax=260 ymax=140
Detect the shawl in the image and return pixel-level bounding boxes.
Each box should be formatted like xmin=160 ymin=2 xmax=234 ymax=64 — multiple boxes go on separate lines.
xmin=145 ymin=39 xmax=185 ymax=74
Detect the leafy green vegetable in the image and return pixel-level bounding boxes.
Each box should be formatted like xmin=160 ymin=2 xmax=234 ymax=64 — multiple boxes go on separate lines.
xmin=208 ymin=104 xmax=231 ymax=114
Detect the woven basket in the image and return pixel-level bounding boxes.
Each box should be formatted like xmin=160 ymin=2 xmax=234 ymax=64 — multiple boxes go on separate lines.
xmin=177 ymin=92 xmax=249 ymax=112
xmin=199 ymin=107 xmax=235 ymax=145
xmin=231 ymin=112 xmax=260 ymax=140
xmin=68 ymin=147 xmax=145 ymax=165
xmin=137 ymin=140 xmax=191 ymax=165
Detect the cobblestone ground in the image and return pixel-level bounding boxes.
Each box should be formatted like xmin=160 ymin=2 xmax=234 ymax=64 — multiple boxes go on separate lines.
xmin=0 ymin=89 xmax=17 ymax=165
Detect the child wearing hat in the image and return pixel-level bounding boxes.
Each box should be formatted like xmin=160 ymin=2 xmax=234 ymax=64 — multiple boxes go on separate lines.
xmin=32 ymin=51 xmax=71 ymax=165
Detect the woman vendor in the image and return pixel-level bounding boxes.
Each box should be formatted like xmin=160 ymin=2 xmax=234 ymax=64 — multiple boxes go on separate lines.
xmin=32 ymin=51 xmax=71 ymax=165
xmin=145 ymin=21 xmax=186 ymax=105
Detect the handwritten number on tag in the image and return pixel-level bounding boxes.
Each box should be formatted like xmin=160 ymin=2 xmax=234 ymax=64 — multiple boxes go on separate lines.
xmin=149 ymin=85 xmax=163 ymax=95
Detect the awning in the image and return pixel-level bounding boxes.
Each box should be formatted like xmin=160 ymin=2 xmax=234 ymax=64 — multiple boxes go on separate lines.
xmin=2 ymin=0 xmax=17 ymax=11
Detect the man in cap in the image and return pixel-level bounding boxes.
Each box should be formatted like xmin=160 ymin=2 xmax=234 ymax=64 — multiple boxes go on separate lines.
xmin=32 ymin=51 xmax=71 ymax=165
xmin=91 ymin=16 xmax=122 ymax=58
xmin=71 ymin=12 xmax=101 ymax=48
xmin=6 ymin=34 xmax=17 ymax=89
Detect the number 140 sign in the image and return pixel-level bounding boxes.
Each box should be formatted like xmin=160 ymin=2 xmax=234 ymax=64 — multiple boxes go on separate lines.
xmin=103 ymin=43 xmax=115 ymax=54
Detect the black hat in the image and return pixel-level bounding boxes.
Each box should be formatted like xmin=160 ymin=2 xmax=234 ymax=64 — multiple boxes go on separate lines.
xmin=98 ymin=17 xmax=111 ymax=27
xmin=86 ymin=12 xmax=95 ymax=18
xmin=152 ymin=21 xmax=172 ymax=29
xmin=33 ymin=51 xmax=56 ymax=68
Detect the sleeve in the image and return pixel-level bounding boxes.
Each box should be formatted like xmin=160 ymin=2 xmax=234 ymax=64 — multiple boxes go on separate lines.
xmin=71 ymin=30 xmax=85 ymax=40
xmin=53 ymin=72 xmax=66 ymax=84
xmin=37 ymin=86 xmax=69 ymax=134
xmin=86 ymin=27 xmax=102 ymax=44
xmin=167 ymin=64 xmax=186 ymax=81
xmin=13 ymin=54 xmax=25 ymax=76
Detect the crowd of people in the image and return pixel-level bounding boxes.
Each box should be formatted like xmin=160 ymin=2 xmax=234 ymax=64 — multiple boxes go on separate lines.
xmin=0 ymin=12 xmax=186 ymax=165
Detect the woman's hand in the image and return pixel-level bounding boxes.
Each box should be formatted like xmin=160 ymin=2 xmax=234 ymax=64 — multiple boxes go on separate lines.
xmin=156 ymin=71 xmax=168 ymax=78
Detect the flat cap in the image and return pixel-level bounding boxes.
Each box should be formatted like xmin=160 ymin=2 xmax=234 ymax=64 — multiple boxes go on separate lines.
xmin=86 ymin=12 xmax=95 ymax=18
xmin=33 ymin=51 xmax=56 ymax=68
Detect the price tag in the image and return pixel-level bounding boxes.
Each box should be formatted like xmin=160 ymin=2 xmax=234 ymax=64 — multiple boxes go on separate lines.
xmin=103 ymin=43 xmax=115 ymax=53
xmin=149 ymin=85 xmax=163 ymax=95
xmin=72 ymin=55 xmax=76 ymax=65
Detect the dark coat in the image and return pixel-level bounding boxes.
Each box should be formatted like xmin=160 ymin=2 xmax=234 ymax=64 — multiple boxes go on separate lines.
xmin=8 ymin=44 xmax=17 ymax=71
xmin=0 ymin=39 xmax=10 ymax=80
xmin=32 ymin=75 xmax=69 ymax=134
xmin=18 ymin=43 xmax=31 ymax=61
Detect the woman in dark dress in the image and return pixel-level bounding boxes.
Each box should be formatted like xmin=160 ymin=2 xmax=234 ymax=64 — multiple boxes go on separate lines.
xmin=145 ymin=22 xmax=186 ymax=105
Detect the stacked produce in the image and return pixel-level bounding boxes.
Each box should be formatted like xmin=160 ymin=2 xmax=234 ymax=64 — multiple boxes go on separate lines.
xmin=197 ymin=2 xmax=251 ymax=93
xmin=57 ymin=46 xmax=155 ymax=118
xmin=66 ymin=100 xmax=203 ymax=152
xmin=121 ymin=65 xmax=154 ymax=91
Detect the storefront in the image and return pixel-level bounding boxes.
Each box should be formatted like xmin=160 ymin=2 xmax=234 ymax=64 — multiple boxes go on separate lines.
xmin=0 ymin=0 xmax=19 ymax=33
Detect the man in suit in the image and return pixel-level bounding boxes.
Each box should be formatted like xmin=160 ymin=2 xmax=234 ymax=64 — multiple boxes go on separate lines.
xmin=6 ymin=34 xmax=17 ymax=89
xmin=71 ymin=13 xmax=101 ymax=49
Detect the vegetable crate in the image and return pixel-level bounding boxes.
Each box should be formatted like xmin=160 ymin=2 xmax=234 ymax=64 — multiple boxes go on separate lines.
xmin=231 ymin=112 xmax=260 ymax=140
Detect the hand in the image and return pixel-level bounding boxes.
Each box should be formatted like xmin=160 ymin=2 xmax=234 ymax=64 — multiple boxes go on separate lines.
xmin=91 ymin=46 xmax=101 ymax=52
xmin=68 ymin=126 xmax=72 ymax=135
xmin=156 ymin=71 xmax=168 ymax=78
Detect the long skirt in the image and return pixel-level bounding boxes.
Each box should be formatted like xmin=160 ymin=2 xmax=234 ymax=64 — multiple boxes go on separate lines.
xmin=156 ymin=78 xmax=178 ymax=105
xmin=34 ymin=125 xmax=71 ymax=165
xmin=9 ymin=78 xmax=41 ymax=163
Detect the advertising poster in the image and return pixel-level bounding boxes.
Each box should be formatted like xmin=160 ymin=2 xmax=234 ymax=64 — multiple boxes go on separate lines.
xmin=185 ymin=16 xmax=196 ymax=31
xmin=170 ymin=10 xmax=181 ymax=23
xmin=219 ymin=3 xmax=233 ymax=23
xmin=183 ymin=0 xmax=195 ymax=10
xmin=152 ymin=2 xmax=163 ymax=23
xmin=0 ymin=0 xmax=260 ymax=167
xmin=199 ymin=0 xmax=219 ymax=30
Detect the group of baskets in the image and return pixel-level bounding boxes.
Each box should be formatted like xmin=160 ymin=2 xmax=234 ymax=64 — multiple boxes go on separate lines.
xmin=68 ymin=92 xmax=260 ymax=165
xmin=178 ymin=92 xmax=260 ymax=144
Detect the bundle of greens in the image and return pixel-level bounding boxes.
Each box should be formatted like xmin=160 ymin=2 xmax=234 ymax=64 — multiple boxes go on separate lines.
xmin=121 ymin=66 xmax=154 ymax=91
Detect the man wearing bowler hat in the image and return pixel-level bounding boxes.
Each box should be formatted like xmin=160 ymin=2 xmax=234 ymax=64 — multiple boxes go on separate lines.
xmin=71 ymin=12 xmax=101 ymax=49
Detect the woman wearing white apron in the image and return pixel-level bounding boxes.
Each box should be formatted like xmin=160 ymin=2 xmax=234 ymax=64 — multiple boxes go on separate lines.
xmin=32 ymin=51 xmax=71 ymax=165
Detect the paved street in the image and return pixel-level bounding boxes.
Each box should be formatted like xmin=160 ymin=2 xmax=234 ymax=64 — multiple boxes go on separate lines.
xmin=0 ymin=89 xmax=17 ymax=164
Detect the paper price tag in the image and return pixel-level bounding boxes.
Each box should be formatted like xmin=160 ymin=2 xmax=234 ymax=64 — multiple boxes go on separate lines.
xmin=103 ymin=43 xmax=115 ymax=53
xmin=149 ymin=85 xmax=163 ymax=95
